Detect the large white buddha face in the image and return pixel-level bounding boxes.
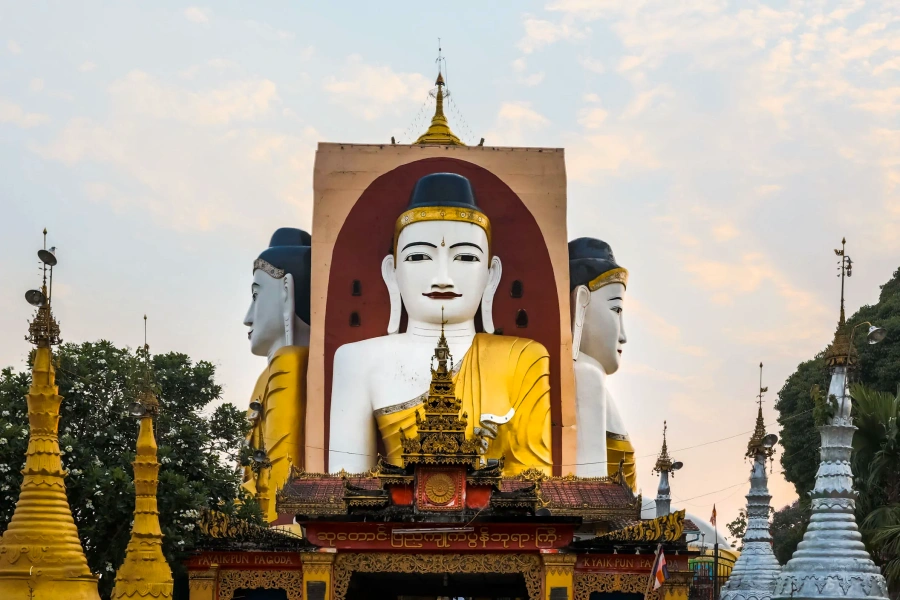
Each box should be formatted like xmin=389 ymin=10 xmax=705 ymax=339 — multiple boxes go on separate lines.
xmin=392 ymin=220 xmax=492 ymax=325
xmin=580 ymin=282 xmax=627 ymax=373
xmin=244 ymin=270 xmax=288 ymax=357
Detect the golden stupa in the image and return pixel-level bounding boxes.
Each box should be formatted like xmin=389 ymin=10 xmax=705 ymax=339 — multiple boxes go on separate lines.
xmin=414 ymin=71 xmax=465 ymax=146
xmin=0 ymin=236 xmax=101 ymax=599
xmin=112 ymin=320 xmax=173 ymax=599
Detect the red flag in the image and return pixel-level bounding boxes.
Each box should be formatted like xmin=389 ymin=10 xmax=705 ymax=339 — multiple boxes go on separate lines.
xmin=710 ymin=504 xmax=717 ymax=527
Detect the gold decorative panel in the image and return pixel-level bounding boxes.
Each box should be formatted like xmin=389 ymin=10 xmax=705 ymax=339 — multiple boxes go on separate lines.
xmin=218 ymin=569 xmax=303 ymax=600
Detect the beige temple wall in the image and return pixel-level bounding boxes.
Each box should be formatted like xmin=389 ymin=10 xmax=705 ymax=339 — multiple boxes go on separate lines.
xmin=307 ymin=143 xmax=575 ymax=473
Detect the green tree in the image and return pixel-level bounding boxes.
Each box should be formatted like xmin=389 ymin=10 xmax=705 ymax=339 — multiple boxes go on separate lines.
xmin=0 ymin=340 xmax=259 ymax=599
xmin=771 ymin=501 xmax=809 ymax=565
xmin=725 ymin=508 xmax=747 ymax=551
xmin=850 ymin=383 xmax=900 ymax=592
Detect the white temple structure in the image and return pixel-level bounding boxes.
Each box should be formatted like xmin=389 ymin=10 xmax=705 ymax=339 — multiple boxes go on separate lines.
xmin=720 ymin=365 xmax=781 ymax=600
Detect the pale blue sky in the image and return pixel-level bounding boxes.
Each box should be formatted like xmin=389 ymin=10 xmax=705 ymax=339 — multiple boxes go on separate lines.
xmin=2 ymin=1 xmax=899 ymax=528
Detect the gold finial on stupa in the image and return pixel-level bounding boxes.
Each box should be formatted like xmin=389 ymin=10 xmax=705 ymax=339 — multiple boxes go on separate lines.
xmin=112 ymin=316 xmax=173 ymax=600
xmin=652 ymin=421 xmax=674 ymax=474
xmin=747 ymin=362 xmax=775 ymax=459
xmin=825 ymin=237 xmax=857 ymax=368
xmin=0 ymin=232 xmax=101 ymax=600
xmin=414 ymin=44 xmax=465 ymax=146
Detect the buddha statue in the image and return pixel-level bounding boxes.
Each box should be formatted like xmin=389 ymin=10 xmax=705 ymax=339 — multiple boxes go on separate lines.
xmin=329 ymin=173 xmax=552 ymax=476
xmin=569 ymin=237 xmax=635 ymax=488
xmin=241 ymin=228 xmax=311 ymax=522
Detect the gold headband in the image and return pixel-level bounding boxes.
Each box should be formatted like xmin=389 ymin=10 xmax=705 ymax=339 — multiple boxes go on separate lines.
xmin=253 ymin=258 xmax=284 ymax=279
xmin=588 ymin=267 xmax=628 ymax=291
xmin=393 ymin=206 xmax=492 ymax=257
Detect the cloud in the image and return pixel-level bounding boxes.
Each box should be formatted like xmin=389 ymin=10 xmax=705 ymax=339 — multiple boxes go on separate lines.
xmin=183 ymin=7 xmax=209 ymax=23
xmin=512 ymin=58 xmax=527 ymax=72
xmin=7 ymin=40 xmax=22 ymax=54
xmin=577 ymin=106 xmax=608 ymax=128
xmin=518 ymin=72 xmax=546 ymax=86
xmin=78 ymin=61 xmax=97 ymax=72
xmin=106 ymin=70 xmax=279 ymax=126
xmin=323 ymin=55 xmax=431 ymax=121
xmin=245 ymin=20 xmax=295 ymax=41
xmin=29 ymin=78 xmax=44 ymax=93
xmin=33 ymin=70 xmax=315 ymax=234
xmin=0 ymin=98 xmax=50 ymax=128
xmin=517 ymin=15 xmax=588 ymax=54
xmin=483 ymin=101 xmax=550 ymax=146
xmin=579 ymin=56 xmax=605 ymax=73
xmin=565 ymin=131 xmax=659 ymax=182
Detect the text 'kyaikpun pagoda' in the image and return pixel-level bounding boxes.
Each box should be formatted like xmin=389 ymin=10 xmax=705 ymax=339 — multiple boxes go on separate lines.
xmin=0 ymin=60 xmax=891 ymax=600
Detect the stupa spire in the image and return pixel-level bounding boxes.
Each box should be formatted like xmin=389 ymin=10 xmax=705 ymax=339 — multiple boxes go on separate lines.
xmin=414 ymin=45 xmax=465 ymax=146
xmin=773 ymin=242 xmax=888 ymax=600
xmin=0 ymin=232 xmax=100 ymax=600
xmin=720 ymin=362 xmax=781 ymax=600
xmin=652 ymin=421 xmax=680 ymax=517
xmin=112 ymin=316 xmax=173 ymax=599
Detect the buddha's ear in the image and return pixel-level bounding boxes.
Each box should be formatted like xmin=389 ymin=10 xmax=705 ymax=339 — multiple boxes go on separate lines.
xmin=282 ymin=273 xmax=296 ymax=347
xmin=571 ymin=285 xmax=591 ymax=360
xmin=381 ymin=255 xmax=401 ymax=334
xmin=481 ymin=256 xmax=502 ymax=334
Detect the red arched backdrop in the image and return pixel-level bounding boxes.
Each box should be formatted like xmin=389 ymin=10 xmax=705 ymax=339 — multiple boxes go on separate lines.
xmin=324 ymin=157 xmax=562 ymax=474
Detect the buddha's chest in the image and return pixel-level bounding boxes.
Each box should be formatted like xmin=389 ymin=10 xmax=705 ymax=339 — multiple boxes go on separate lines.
xmin=366 ymin=339 xmax=470 ymax=412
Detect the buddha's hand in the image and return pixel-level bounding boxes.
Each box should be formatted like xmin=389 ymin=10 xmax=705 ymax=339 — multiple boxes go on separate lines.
xmin=474 ymin=408 xmax=515 ymax=453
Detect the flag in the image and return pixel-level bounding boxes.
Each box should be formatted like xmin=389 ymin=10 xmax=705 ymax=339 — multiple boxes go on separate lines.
xmin=652 ymin=548 xmax=669 ymax=590
xmin=710 ymin=504 xmax=717 ymax=527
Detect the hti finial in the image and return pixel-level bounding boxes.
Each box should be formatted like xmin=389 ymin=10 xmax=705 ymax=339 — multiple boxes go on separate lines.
xmin=26 ymin=229 xmax=61 ymax=346
xmin=653 ymin=420 xmax=674 ymax=474
xmin=757 ymin=362 xmax=767 ymax=411
xmin=834 ymin=237 xmax=852 ymax=327
xmin=748 ymin=362 xmax=772 ymax=458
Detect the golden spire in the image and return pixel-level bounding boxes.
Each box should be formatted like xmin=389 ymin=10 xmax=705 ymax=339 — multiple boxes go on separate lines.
xmin=414 ymin=48 xmax=465 ymax=146
xmin=112 ymin=316 xmax=173 ymax=599
xmin=0 ymin=231 xmax=101 ymax=600
xmin=400 ymin=310 xmax=485 ymax=465
xmin=747 ymin=362 xmax=774 ymax=458
xmin=652 ymin=421 xmax=674 ymax=474
xmin=825 ymin=237 xmax=857 ymax=368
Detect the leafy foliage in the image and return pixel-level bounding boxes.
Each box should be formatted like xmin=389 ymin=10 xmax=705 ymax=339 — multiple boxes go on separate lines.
xmin=0 ymin=341 xmax=259 ymax=599
xmin=771 ymin=501 xmax=810 ymax=565
xmin=725 ymin=508 xmax=747 ymax=551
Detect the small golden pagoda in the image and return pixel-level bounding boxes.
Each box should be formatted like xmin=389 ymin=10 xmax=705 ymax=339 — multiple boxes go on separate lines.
xmin=0 ymin=234 xmax=101 ymax=600
xmin=112 ymin=319 xmax=173 ymax=599
xmin=414 ymin=71 xmax=465 ymax=146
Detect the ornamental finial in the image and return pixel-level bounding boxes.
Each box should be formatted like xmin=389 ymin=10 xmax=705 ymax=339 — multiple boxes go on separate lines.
xmin=653 ymin=420 xmax=674 ymax=474
xmin=414 ymin=45 xmax=465 ymax=146
xmin=747 ymin=362 xmax=774 ymax=458
xmin=25 ymin=229 xmax=61 ymax=347
xmin=825 ymin=237 xmax=857 ymax=369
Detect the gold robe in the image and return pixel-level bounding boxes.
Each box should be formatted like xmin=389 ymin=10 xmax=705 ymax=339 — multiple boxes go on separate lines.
xmin=375 ymin=333 xmax=552 ymax=476
xmin=607 ymin=433 xmax=636 ymax=491
xmin=241 ymin=345 xmax=308 ymax=522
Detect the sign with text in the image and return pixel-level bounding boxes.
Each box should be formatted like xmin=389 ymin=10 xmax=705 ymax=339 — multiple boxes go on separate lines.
xmin=304 ymin=523 xmax=575 ymax=551
xmin=186 ymin=552 xmax=302 ymax=569
xmin=576 ymin=554 xmax=688 ymax=573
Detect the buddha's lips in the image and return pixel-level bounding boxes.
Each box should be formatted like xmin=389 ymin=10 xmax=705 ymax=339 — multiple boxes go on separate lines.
xmin=423 ymin=292 xmax=462 ymax=299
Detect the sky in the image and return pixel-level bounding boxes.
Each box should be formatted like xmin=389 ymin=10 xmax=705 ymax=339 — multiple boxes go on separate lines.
xmin=2 ymin=1 xmax=899 ymax=535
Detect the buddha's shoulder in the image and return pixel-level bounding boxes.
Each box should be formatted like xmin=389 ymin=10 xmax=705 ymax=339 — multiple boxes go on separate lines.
xmin=334 ymin=335 xmax=406 ymax=361
xmin=475 ymin=333 xmax=549 ymax=360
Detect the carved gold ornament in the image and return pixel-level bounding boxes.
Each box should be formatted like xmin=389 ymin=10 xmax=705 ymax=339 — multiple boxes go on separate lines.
xmin=424 ymin=473 xmax=456 ymax=504
xmin=588 ymin=267 xmax=628 ymax=292
xmin=574 ymin=573 xmax=662 ymax=600
xmin=333 ymin=553 xmax=541 ymax=600
xmin=253 ymin=258 xmax=285 ymax=279
xmin=596 ymin=510 xmax=684 ymax=542
xmin=218 ymin=569 xmax=303 ymax=600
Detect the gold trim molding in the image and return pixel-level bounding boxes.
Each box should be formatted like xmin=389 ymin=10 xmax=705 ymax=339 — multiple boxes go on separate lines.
xmin=333 ymin=552 xmax=541 ymax=600
xmin=218 ymin=569 xmax=303 ymax=600
xmin=574 ymin=573 xmax=662 ymax=600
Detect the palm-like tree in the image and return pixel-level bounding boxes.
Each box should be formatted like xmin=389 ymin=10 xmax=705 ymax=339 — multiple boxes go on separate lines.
xmin=850 ymin=383 xmax=900 ymax=595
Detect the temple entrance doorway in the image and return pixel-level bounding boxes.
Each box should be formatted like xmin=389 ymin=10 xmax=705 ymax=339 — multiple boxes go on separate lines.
xmin=345 ymin=572 xmax=529 ymax=600
xmin=232 ymin=589 xmax=289 ymax=600
xmin=589 ymin=593 xmax=644 ymax=600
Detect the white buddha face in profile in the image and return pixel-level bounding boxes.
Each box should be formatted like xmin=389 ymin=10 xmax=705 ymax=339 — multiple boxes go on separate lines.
xmin=577 ymin=282 xmax=627 ymax=374
xmin=383 ymin=220 xmax=501 ymax=331
xmin=244 ymin=270 xmax=309 ymax=358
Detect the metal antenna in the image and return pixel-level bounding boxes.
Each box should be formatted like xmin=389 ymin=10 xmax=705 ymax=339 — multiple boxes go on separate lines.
xmin=834 ymin=237 xmax=852 ymax=326
xmin=757 ymin=362 xmax=768 ymax=410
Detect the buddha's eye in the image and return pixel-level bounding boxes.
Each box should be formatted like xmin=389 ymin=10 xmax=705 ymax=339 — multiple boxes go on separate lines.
xmin=454 ymin=254 xmax=480 ymax=263
xmin=404 ymin=253 xmax=432 ymax=262
xmin=611 ymin=306 xmax=623 ymax=315
xmin=252 ymin=292 xmax=258 ymax=300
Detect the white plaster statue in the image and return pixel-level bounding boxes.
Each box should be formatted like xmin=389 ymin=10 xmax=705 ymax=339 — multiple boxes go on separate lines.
xmin=240 ymin=228 xmax=312 ymax=522
xmin=569 ymin=237 xmax=634 ymax=487
xmin=330 ymin=173 xmax=552 ymax=476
